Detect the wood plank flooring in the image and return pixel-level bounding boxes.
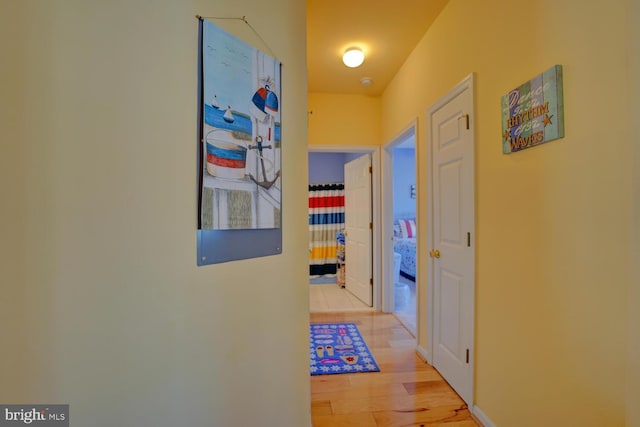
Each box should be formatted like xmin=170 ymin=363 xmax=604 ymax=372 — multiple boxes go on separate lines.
xmin=310 ymin=311 xmax=478 ymax=427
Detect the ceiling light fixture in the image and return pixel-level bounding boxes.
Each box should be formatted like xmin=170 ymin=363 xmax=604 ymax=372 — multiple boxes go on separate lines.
xmin=342 ymin=47 xmax=364 ymax=68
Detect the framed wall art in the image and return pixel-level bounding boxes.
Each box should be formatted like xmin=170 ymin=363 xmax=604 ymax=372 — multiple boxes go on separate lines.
xmin=196 ymin=17 xmax=283 ymax=265
xmin=501 ymin=65 xmax=564 ymax=154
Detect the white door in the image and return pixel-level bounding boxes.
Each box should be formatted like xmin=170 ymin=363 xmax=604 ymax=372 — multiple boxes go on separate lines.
xmin=344 ymin=154 xmax=373 ymax=306
xmin=427 ymin=75 xmax=475 ymax=405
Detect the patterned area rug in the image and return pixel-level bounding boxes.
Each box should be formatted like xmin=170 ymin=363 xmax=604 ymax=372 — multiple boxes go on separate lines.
xmin=309 ymin=323 xmax=380 ymax=375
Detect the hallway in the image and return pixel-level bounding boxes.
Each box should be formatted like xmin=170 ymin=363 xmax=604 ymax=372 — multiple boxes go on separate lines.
xmin=310 ymin=278 xmax=417 ymax=335
xmin=310 ymin=311 xmax=478 ymax=427
xmin=309 ymin=283 xmax=372 ymax=312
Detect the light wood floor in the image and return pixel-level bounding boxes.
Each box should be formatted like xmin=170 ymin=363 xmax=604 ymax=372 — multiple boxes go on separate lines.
xmin=310 ymin=311 xmax=478 ymax=427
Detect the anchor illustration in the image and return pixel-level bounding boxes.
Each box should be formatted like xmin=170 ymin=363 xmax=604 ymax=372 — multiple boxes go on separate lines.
xmin=248 ymin=78 xmax=280 ymax=190
xmin=248 ymin=135 xmax=280 ymax=189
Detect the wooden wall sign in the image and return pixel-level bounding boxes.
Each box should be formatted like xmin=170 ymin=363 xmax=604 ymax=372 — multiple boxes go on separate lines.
xmin=501 ymin=65 xmax=564 ymax=153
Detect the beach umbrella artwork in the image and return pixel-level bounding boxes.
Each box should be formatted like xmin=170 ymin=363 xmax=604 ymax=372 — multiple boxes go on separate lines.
xmin=248 ymin=83 xmax=280 ymax=189
xmin=265 ymin=85 xmax=278 ymax=114
xmin=249 ymin=84 xmax=278 ymax=122
xmin=249 ymin=86 xmax=267 ymax=122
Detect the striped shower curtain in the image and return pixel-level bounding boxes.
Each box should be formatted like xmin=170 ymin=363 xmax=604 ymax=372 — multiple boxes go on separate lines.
xmin=309 ymin=183 xmax=345 ymax=277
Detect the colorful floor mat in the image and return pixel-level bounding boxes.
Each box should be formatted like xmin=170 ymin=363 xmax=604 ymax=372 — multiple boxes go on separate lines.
xmin=309 ymin=322 xmax=380 ymax=375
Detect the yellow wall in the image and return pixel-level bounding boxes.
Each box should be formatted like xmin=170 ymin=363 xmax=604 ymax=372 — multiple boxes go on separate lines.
xmin=381 ymin=0 xmax=634 ymax=426
xmin=0 ymin=1 xmax=310 ymax=426
xmin=628 ymin=1 xmax=640 ymax=425
xmin=308 ymin=93 xmax=381 ymax=146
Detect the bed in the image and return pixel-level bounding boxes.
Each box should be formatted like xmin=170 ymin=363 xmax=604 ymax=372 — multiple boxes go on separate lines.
xmin=393 ymin=219 xmax=417 ymax=281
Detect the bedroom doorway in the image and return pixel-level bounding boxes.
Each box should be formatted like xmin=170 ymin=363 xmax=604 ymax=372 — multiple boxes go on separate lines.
xmin=308 ymin=146 xmax=382 ymax=312
xmin=382 ymin=124 xmax=417 ymax=336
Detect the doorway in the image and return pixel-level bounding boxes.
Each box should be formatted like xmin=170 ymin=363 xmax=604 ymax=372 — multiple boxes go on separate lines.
xmin=308 ymin=145 xmax=382 ymax=312
xmin=382 ymin=124 xmax=418 ymax=336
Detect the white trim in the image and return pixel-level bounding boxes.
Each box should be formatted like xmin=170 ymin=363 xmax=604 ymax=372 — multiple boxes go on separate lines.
xmin=308 ymin=145 xmax=382 ymax=310
xmin=381 ymin=121 xmax=417 ymax=314
xmin=381 ymin=145 xmax=394 ymax=313
xmin=416 ymin=344 xmax=430 ymax=362
xmin=426 ymin=73 xmax=476 ymax=400
xmin=471 ymin=405 xmax=496 ymax=427
xmin=309 ymin=145 xmax=378 ymax=153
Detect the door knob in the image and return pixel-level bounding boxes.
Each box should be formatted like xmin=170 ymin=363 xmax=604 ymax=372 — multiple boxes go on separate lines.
xmin=429 ymin=249 xmax=441 ymax=259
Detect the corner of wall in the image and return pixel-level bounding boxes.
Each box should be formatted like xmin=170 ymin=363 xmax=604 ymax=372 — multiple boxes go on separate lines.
xmin=472 ymin=405 xmax=497 ymax=427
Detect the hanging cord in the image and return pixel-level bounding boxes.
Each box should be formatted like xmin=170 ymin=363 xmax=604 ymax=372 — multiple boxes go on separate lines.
xmin=195 ymin=15 xmax=278 ymax=60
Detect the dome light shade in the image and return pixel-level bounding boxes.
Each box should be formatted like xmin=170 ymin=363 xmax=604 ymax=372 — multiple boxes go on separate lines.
xmin=342 ymin=48 xmax=364 ymax=68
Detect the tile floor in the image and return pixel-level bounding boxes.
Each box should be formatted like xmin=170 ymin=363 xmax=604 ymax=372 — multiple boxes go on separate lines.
xmin=309 ymin=283 xmax=373 ymax=312
xmin=309 ymin=276 xmax=417 ymax=337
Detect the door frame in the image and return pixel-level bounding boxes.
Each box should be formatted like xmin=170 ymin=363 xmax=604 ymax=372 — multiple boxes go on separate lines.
xmin=381 ymin=120 xmax=418 ymax=317
xmin=426 ymin=73 xmax=476 ymax=404
xmin=308 ymin=145 xmax=382 ymax=310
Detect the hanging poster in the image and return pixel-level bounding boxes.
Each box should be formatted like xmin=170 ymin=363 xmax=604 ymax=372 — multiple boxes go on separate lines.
xmin=501 ymin=65 xmax=564 ymax=154
xmin=200 ymin=19 xmax=282 ymax=230
xmin=196 ymin=17 xmax=282 ymax=266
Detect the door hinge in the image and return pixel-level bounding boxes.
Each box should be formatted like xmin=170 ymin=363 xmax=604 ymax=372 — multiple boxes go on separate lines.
xmin=458 ymin=114 xmax=470 ymax=130
xmin=466 ymin=349 xmax=470 ymax=364
xmin=368 ymin=166 xmax=372 ymax=173
xmin=467 ymin=232 xmax=471 ymax=247
xmin=369 ymin=278 xmax=373 ymax=285
xmin=369 ymin=222 xmax=373 ymax=229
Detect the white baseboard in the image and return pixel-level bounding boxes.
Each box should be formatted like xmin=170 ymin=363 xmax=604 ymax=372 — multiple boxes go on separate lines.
xmin=416 ymin=344 xmax=430 ymax=363
xmin=471 ymin=405 xmax=496 ymax=427
xmin=414 ymin=346 xmax=493 ymax=427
